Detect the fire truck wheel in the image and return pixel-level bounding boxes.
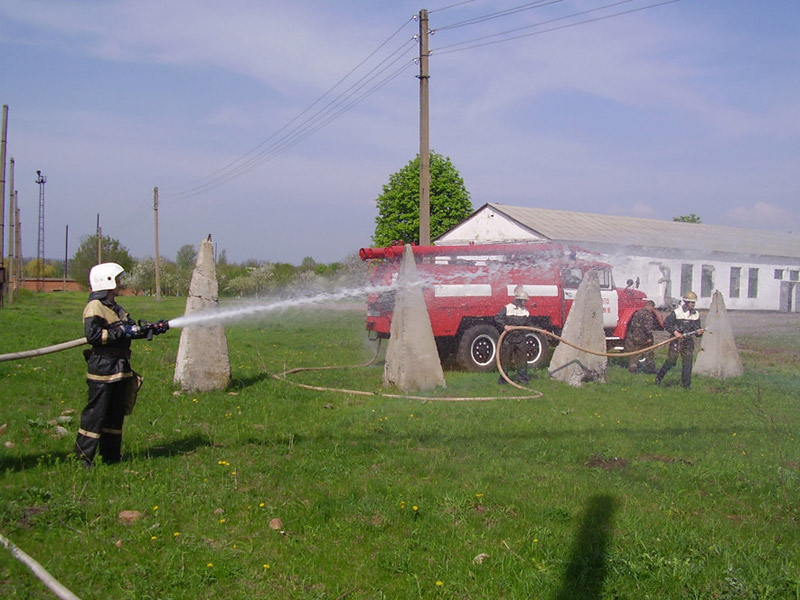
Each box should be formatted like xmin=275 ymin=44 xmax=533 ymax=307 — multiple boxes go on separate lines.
xmin=456 ymin=325 xmax=499 ymax=372
xmin=524 ymin=331 xmax=550 ymax=369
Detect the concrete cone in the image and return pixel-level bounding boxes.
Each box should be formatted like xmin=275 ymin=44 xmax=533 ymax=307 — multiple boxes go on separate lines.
xmin=174 ymin=235 xmax=232 ymax=392
xmin=548 ymin=270 xmax=607 ymax=387
xmin=694 ymin=290 xmax=743 ymax=379
xmin=383 ymin=245 xmax=446 ymax=392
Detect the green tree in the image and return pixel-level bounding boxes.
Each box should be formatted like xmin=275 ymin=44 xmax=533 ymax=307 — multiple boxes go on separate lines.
xmin=71 ymin=235 xmax=135 ymax=289
xmin=24 ymin=259 xmax=57 ymax=278
xmin=373 ymin=152 xmax=473 ymax=246
xmin=176 ymin=244 xmax=197 ymax=271
xmin=673 ymin=213 xmax=702 ymax=223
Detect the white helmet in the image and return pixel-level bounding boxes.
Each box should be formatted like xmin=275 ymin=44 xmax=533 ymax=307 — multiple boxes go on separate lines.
xmin=89 ymin=262 xmax=125 ymax=292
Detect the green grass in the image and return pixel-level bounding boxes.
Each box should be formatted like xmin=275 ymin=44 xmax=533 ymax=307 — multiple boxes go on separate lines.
xmin=1 ymin=292 xmax=799 ymax=599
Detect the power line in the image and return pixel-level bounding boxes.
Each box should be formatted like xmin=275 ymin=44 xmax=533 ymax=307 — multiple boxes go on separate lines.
xmin=159 ymin=17 xmax=418 ymax=202
xmin=430 ymin=0 xmax=478 ymax=13
xmin=432 ymin=0 xmax=681 ymax=56
xmin=434 ymin=0 xmax=563 ymax=30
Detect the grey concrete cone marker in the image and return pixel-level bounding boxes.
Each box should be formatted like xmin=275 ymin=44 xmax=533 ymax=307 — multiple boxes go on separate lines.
xmin=694 ymin=290 xmax=743 ymax=379
xmin=548 ymin=270 xmax=607 ymax=386
xmin=174 ymin=235 xmax=232 ymax=392
xmin=383 ymin=244 xmax=446 ymax=392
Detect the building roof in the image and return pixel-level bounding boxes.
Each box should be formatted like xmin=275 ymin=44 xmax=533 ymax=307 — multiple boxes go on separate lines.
xmin=484 ymin=203 xmax=800 ymax=261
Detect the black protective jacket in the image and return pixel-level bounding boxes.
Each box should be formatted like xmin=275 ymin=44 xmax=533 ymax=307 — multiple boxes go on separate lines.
xmin=82 ymin=291 xmax=135 ymax=383
xmin=663 ymin=303 xmax=702 ymax=337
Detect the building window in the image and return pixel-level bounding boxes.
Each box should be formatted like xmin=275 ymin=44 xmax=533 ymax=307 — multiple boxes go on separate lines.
xmin=680 ymin=264 xmax=693 ymax=297
xmin=701 ymin=265 xmax=714 ymax=297
xmin=729 ymin=267 xmax=741 ymax=298
xmin=775 ymin=269 xmax=784 ymax=279
xmin=790 ymin=270 xmax=799 ymax=282
xmin=748 ymin=268 xmax=759 ymax=298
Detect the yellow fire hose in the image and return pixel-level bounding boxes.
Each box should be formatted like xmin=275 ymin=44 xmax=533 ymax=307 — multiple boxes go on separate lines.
xmin=0 ymin=337 xmax=88 ymax=363
xmin=495 ymin=326 xmax=683 ymax=390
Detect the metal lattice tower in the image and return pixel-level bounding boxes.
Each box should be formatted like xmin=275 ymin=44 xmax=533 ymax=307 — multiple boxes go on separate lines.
xmin=35 ymin=170 xmax=46 ymax=291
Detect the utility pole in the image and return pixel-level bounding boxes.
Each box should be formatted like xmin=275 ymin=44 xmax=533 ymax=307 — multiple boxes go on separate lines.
xmin=63 ymin=224 xmax=68 ymax=291
xmin=96 ymin=214 xmax=102 ymax=263
xmin=15 ymin=192 xmax=21 ymax=294
xmin=418 ymin=9 xmax=431 ymax=246
xmin=153 ymin=186 xmax=161 ymax=300
xmin=6 ymin=157 xmax=14 ymax=303
xmin=35 ymin=170 xmax=46 ymax=292
xmin=1 ymin=105 xmax=8 ymax=306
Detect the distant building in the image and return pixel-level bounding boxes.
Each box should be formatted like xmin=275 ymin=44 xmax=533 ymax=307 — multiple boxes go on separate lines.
xmin=436 ymin=203 xmax=800 ymax=312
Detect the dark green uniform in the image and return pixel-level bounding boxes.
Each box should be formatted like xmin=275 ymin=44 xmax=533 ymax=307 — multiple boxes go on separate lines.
xmin=625 ymin=306 xmax=661 ymax=373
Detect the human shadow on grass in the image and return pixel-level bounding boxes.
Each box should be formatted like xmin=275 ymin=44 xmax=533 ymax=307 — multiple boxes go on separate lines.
xmin=0 ymin=450 xmax=74 ymax=473
xmin=554 ymin=494 xmax=617 ymax=600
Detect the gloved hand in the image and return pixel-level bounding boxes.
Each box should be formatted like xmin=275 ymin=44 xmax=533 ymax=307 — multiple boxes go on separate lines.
xmin=123 ymin=323 xmax=147 ymax=339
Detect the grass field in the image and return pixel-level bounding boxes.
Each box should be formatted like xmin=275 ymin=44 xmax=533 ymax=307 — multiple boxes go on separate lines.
xmin=1 ymin=291 xmax=798 ymax=599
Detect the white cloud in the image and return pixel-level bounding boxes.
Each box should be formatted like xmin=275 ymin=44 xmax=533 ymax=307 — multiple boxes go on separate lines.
xmin=727 ymin=202 xmax=800 ymax=233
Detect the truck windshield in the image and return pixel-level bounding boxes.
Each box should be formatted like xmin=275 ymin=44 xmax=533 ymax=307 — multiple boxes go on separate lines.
xmin=561 ymin=268 xmax=582 ymax=288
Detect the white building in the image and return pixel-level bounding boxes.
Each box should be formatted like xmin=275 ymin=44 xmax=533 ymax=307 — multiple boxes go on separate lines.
xmin=436 ymin=203 xmax=800 ymax=312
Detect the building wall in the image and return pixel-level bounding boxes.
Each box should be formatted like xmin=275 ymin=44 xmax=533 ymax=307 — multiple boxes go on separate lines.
xmin=611 ymin=255 xmax=800 ymax=311
xmin=19 ymin=278 xmax=83 ymax=293
xmin=437 ymin=206 xmax=800 ymax=312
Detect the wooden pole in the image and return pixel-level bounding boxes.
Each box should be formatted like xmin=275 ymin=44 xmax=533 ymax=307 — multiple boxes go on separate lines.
xmin=154 ymin=186 xmax=162 ymax=300
xmin=418 ymin=9 xmax=430 ymax=246
xmin=96 ymin=214 xmax=102 ymax=263
xmin=6 ymin=156 xmax=14 ymax=303
xmin=1 ymin=105 xmax=8 ymax=306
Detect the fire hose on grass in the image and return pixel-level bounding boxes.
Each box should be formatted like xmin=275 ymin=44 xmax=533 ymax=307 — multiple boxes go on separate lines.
xmin=496 ymin=326 xmax=700 ymax=390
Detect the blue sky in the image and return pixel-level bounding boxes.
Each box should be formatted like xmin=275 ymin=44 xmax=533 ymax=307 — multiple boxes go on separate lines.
xmin=1 ymin=0 xmax=798 ymax=265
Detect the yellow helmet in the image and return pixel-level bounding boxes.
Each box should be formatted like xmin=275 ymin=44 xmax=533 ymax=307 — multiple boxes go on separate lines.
xmin=682 ymin=291 xmax=698 ymax=302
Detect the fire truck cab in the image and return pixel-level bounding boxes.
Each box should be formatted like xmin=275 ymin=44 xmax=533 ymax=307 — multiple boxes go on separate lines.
xmin=359 ymin=242 xmax=651 ymax=372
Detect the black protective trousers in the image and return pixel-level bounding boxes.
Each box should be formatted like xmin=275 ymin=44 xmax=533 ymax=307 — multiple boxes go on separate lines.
xmin=75 ymin=379 xmax=126 ymax=465
xmin=657 ymin=338 xmax=695 ymax=388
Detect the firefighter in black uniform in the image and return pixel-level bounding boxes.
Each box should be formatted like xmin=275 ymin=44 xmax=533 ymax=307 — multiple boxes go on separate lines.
xmin=625 ymin=300 xmax=662 ymax=374
xmin=656 ymin=291 xmax=704 ymax=389
xmin=76 ymin=263 xmax=168 ymax=467
xmin=495 ymin=285 xmax=532 ymax=384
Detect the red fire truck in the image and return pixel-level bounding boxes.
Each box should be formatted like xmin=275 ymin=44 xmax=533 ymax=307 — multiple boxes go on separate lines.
xmin=359 ymin=242 xmax=652 ymax=371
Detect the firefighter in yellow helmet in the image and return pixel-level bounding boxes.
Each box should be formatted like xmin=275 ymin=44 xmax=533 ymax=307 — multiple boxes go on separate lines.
xmin=75 ymin=263 xmax=168 ymax=467
xmin=656 ymin=291 xmax=704 ymax=388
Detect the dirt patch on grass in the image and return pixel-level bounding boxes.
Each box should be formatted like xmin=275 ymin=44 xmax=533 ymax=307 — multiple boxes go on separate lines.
xmin=585 ymin=455 xmax=628 ymax=470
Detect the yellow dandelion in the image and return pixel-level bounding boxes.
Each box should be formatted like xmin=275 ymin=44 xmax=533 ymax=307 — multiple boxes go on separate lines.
xmin=259 ymin=502 xmax=265 ymax=508
xmin=207 ymin=563 xmax=213 ymax=568
xmin=150 ymin=536 xmax=157 ymax=540
xmin=436 ymin=580 xmax=443 ymax=586
xmin=413 ymin=505 xmax=419 ymax=511
xmin=219 ymin=518 xmax=226 ymax=523
xmin=153 ymin=505 xmax=159 ymax=511
xmin=263 ymin=564 xmax=270 ymax=569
